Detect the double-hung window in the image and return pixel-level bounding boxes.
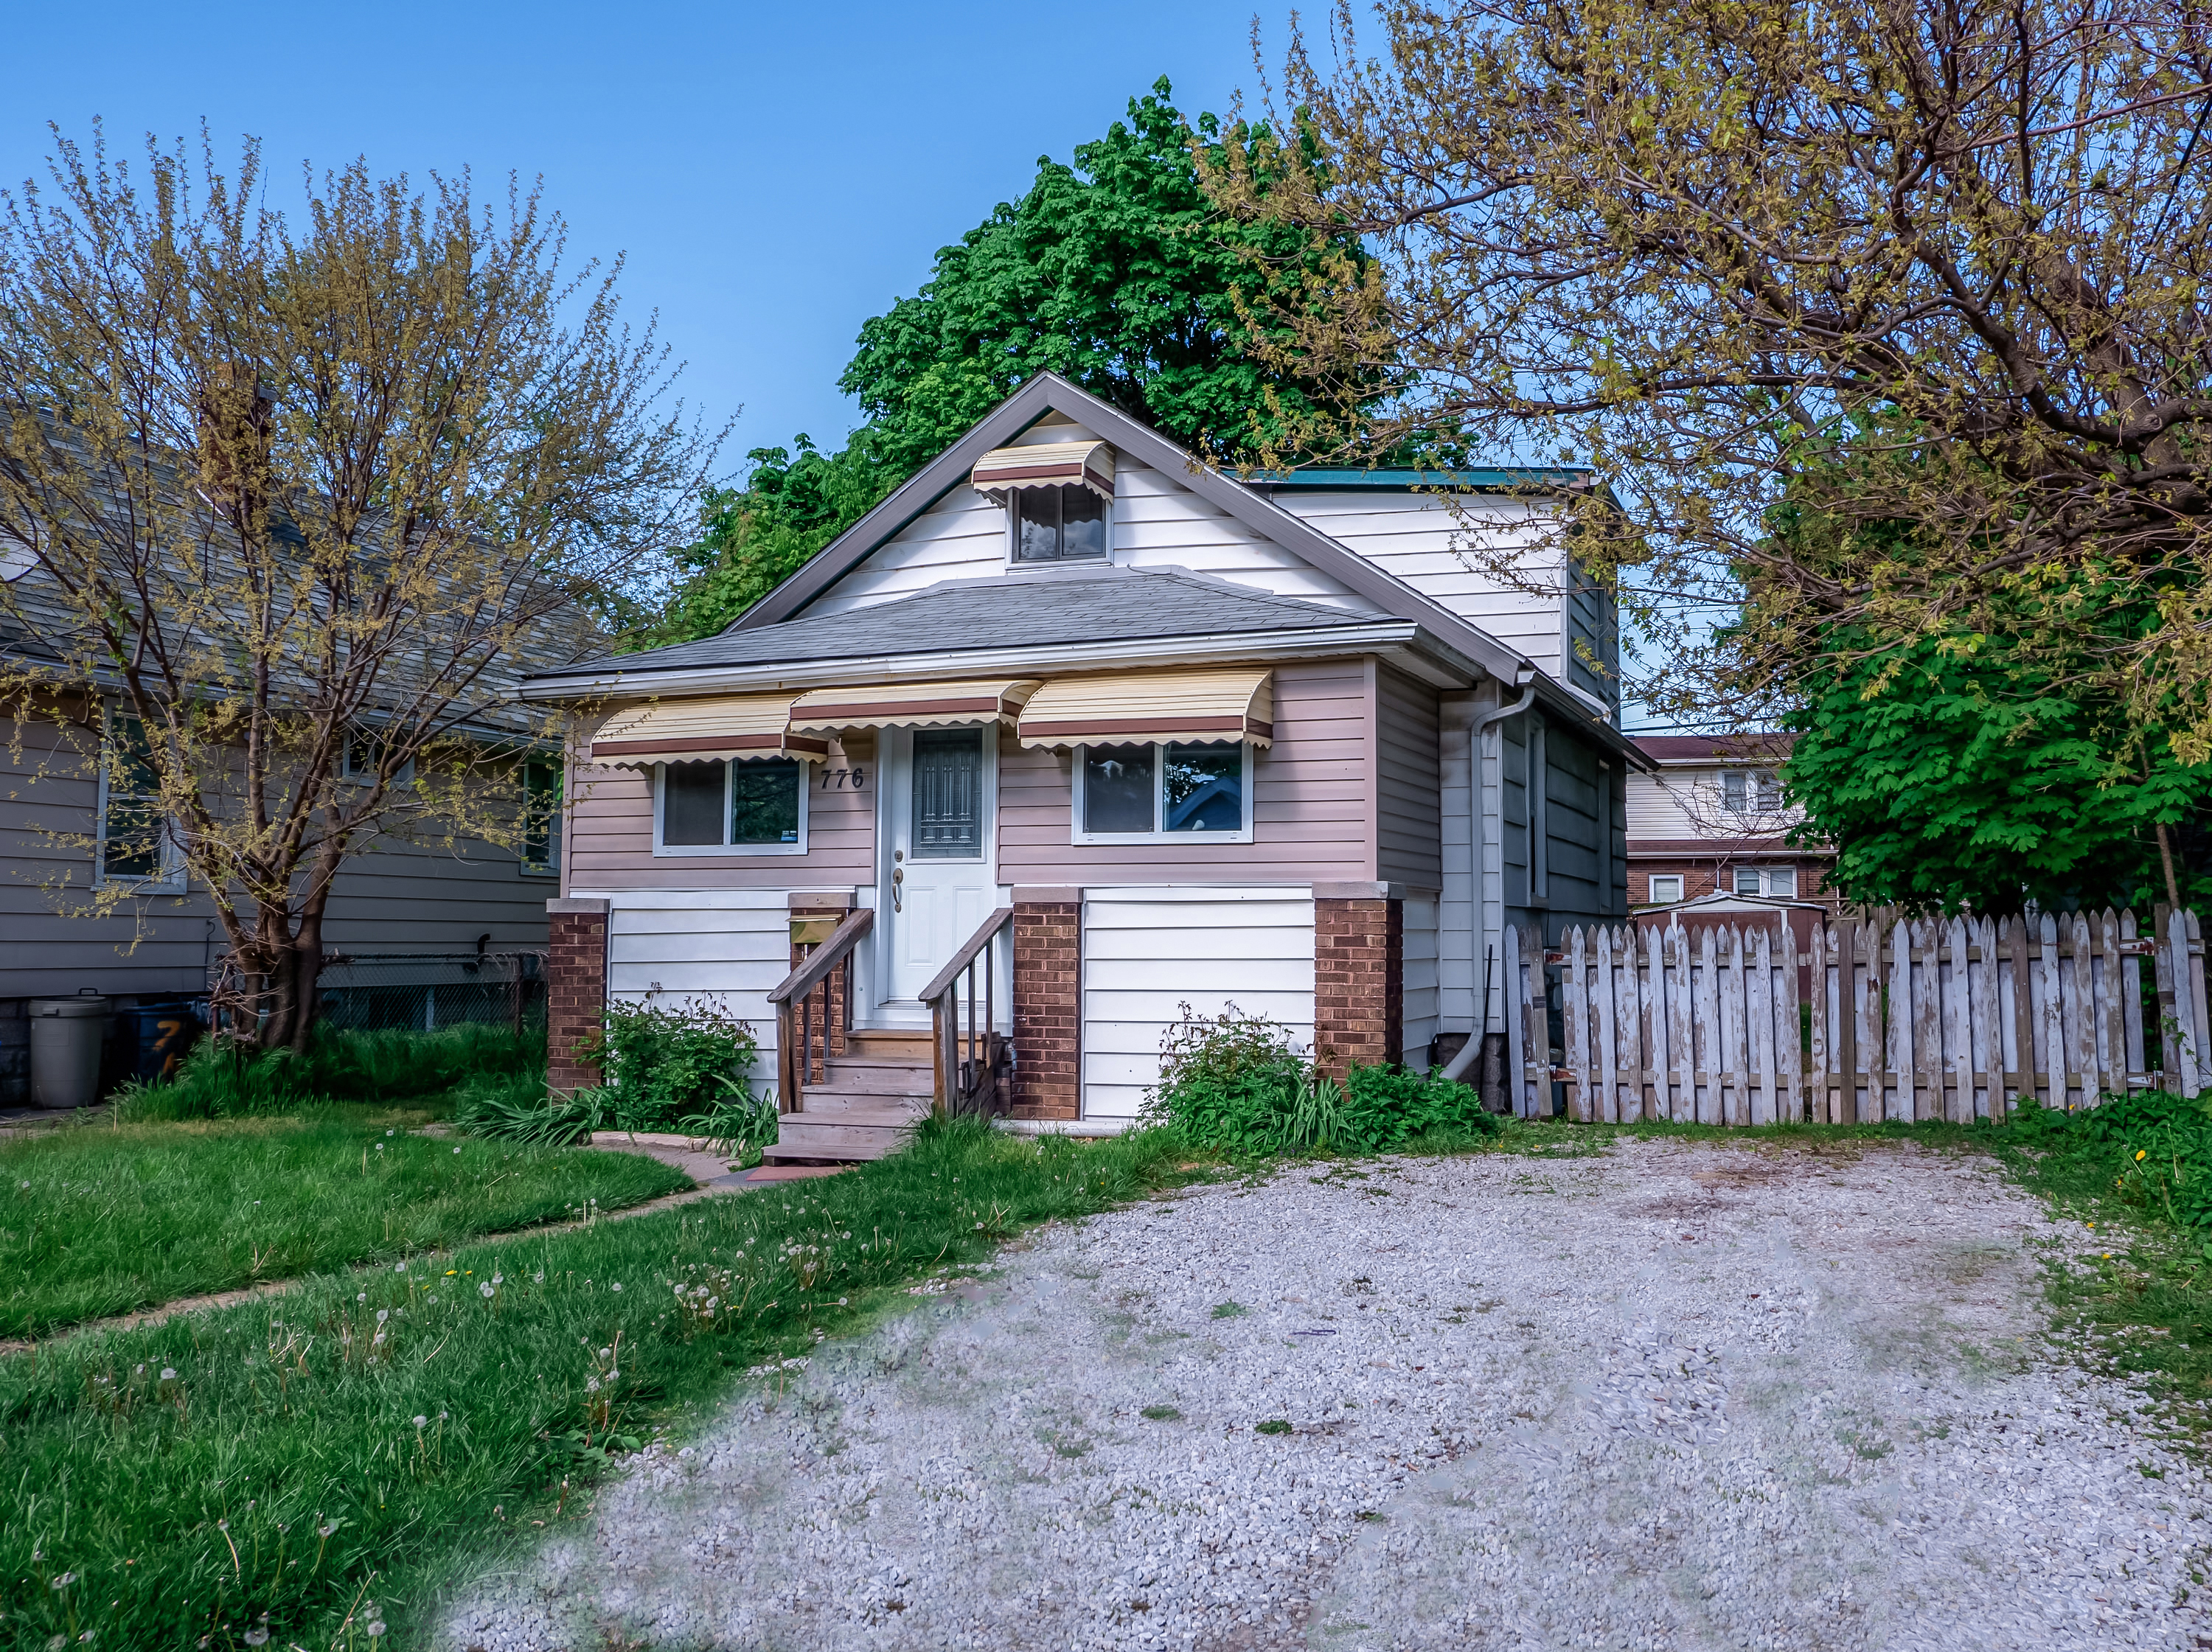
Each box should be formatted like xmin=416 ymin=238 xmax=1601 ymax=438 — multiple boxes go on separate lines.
xmin=655 ymin=757 xmax=807 ymax=854
xmin=1733 ymin=864 xmax=1797 ymax=898
xmin=1722 ymin=769 xmax=1782 ymax=812
xmin=98 ymin=712 xmax=184 ymax=890
xmin=342 ymin=729 xmax=414 ymax=786
xmin=1074 ymin=741 xmax=1251 ymax=841
xmin=1646 ymin=874 xmax=1685 ymax=905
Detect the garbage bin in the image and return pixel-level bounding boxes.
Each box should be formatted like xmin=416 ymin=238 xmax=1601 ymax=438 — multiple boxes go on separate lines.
xmin=130 ymin=998 xmax=204 ymax=1084
xmin=29 ymin=991 xmax=112 ymax=1109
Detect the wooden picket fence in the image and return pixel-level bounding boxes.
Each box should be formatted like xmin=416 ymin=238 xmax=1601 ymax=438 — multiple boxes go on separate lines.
xmin=1498 ymin=907 xmax=2212 ymax=1123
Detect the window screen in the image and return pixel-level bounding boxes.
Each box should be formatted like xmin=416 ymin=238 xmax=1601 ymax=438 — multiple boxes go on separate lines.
xmin=1722 ymin=770 xmax=1748 ymax=811
xmin=1766 ymin=865 xmax=1797 ymax=897
xmin=1733 ymin=865 xmax=1764 ymax=896
xmin=662 ymin=761 xmax=726 ymax=846
xmin=1647 ymin=874 xmax=1683 ymax=904
xmin=1082 ymin=743 xmax=1154 ymax=833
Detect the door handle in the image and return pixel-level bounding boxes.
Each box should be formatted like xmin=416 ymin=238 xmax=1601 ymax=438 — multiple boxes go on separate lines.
xmin=891 ymin=866 xmax=903 ymax=913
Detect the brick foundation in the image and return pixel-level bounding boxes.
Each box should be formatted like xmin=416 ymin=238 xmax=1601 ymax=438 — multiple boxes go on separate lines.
xmin=1012 ymin=891 xmax=1081 ymax=1119
xmin=1313 ymin=894 xmax=1402 ymax=1077
xmin=547 ymin=897 xmax=608 ymax=1095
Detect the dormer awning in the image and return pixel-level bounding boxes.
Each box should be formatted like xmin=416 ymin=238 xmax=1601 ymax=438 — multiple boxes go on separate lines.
xmin=970 ymin=439 xmax=1115 ymax=504
xmin=586 ymin=694 xmax=828 ymax=767
xmin=1015 ymin=668 xmax=1275 ymax=749
xmin=787 ymin=678 xmax=1040 ymax=733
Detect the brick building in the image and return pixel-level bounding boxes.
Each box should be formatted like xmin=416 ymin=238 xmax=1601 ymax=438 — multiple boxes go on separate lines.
xmin=1625 ymin=733 xmax=1838 ymax=914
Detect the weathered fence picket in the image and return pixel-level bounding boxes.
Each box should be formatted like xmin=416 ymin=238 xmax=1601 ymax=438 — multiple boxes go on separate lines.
xmin=1497 ymin=907 xmax=2212 ymax=1123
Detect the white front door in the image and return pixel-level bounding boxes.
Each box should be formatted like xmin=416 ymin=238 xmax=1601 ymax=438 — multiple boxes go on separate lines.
xmin=877 ymin=726 xmax=998 ymax=1022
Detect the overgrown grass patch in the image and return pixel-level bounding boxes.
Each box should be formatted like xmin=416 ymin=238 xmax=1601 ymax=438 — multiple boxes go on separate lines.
xmin=0 ymin=1118 xmax=1198 ymax=1651
xmin=0 ymin=1112 xmax=686 ymax=1337
xmin=115 ymin=1023 xmax=545 ymax=1123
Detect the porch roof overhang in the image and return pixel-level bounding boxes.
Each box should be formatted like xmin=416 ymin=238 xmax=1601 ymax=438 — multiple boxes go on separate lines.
xmin=1015 ymin=668 xmax=1275 ymax=749
xmin=787 ymin=677 xmax=1040 ymax=733
xmin=585 ymin=692 xmax=828 ymax=767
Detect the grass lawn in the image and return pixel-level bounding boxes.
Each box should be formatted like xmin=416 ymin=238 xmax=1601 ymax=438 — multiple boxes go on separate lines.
xmin=0 ymin=1118 xmax=1194 ymax=1651
xmin=0 ymin=1111 xmax=691 ymax=1339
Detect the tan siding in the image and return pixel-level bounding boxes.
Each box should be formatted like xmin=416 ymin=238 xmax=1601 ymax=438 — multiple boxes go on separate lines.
xmin=563 ymin=736 xmax=875 ymax=893
xmin=1376 ymin=664 xmax=1441 ymax=888
xmin=995 ymin=658 xmax=1376 ymax=885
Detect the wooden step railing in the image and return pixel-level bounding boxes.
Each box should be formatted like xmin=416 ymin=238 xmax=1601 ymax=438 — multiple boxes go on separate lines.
xmin=765 ymin=907 xmax=872 ymax=1115
xmin=919 ymin=907 xmax=1014 ymax=1118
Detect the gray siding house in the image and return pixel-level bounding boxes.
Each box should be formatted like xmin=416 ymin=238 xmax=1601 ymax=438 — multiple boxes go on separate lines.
xmin=524 ymin=374 xmax=1643 ymax=1153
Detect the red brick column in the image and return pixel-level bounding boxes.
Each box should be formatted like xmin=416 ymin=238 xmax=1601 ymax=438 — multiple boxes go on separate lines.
xmin=1314 ymin=886 xmax=1403 ymax=1078
xmin=1012 ymin=887 xmax=1082 ymax=1119
xmin=547 ymin=897 xmax=608 ymax=1095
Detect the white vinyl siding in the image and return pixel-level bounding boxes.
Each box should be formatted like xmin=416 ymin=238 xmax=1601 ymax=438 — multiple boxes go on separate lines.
xmin=1078 ymin=885 xmax=1317 ymax=1121
xmin=599 ymin=890 xmax=792 ymax=1090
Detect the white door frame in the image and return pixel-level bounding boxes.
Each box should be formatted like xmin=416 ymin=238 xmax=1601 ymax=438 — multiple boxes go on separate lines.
xmin=871 ymin=724 xmax=1000 ymax=1025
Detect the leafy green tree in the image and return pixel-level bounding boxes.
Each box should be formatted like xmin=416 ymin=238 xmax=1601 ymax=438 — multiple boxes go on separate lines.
xmin=1784 ymin=626 xmax=2212 ymax=913
xmin=636 ymin=80 xmax=1375 ymax=647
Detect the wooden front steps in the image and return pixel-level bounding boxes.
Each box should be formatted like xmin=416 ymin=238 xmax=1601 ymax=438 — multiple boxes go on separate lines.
xmin=765 ymin=1032 xmax=933 ymax=1163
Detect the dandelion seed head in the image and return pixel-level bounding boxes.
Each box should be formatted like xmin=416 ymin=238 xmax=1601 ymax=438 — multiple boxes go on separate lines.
xmin=414 ymin=1415 xmax=428 ymax=1429
xmin=479 ymin=1281 xmax=495 ymax=1297
xmin=159 ymin=1367 xmax=176 ymax=1381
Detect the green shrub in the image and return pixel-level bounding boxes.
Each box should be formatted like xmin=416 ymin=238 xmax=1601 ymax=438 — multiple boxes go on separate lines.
xmin=1141 ymin=1002 xmax=1499 ymax=1155
xmin=582 ymin=997 xmax=762 ymax=1132
xmin=114 ymin=1022 xmax=544 ymax=1120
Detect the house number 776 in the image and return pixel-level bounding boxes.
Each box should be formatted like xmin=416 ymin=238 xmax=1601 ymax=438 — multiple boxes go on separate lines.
xmin=818 ymin=768 xmax=867 ymax=790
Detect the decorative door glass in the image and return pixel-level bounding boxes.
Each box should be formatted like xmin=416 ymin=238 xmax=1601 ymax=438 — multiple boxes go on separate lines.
xmin=911 ymin=729 xmax=983 ymax=858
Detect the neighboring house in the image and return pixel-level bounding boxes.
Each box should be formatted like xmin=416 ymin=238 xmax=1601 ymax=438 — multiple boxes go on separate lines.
xmin=1625 ymin=733 xmax=1837 ymax=911
xmin=0 ymin=572 xmax=571 ymax=1109
xmin=523 ymin=373 xmax=1646 ymax=1154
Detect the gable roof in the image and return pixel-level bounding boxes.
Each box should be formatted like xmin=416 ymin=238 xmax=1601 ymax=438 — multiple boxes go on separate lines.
xmin=1632 ymin=733 xmax=1795 ymax=765
xmin=572 ymin=373 xmax=1646 ymax=766
xmin=527 ymin=566 xmax=1376 ymax=680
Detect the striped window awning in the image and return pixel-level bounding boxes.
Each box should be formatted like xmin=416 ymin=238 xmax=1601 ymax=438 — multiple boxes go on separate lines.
xmin=1015 ymin=669 xmax=1275 ymax=749
xmin=586 ymin=694 xmax=828 ymax=767
xmin=970 ymin=440 xmax=1116 ymax=503
xmin=787 ymin=678 xmax=1040 ymax=734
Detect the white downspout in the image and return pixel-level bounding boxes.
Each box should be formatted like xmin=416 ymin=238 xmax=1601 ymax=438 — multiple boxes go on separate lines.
xmin=1441 ymin=668 xmax=1538 ymax=1083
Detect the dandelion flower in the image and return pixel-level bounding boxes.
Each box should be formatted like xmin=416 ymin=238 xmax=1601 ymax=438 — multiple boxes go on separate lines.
xmin=414 ymin=1415 xmax=428 ymax=1429
xmin=480 ymin=1281 xmax=495 ymax=1298
xmin=2137 ymin=1149 xmax=2148 ymax=1161
xmin=366 ymin=1624 xmax=386 ymax=1639
xmin=492 ymin=1274 xmax=502 ymax=1285
xmin=396 ymin=1261 xmax=407 ymax=1272
xmin=611 ymin=1282 xmax=622 ymax=1292
xmin=244 ymin=1631 xmax=270 ymax=1647
xmin=377 ymin=1308 xmax=389 ymax=1322
xmin=358 ymin=1292 xmax=367 ymax=1303
xmin=453 ymin=1146 xmax=462 ymax=1154
xmin=599 ymin=1347 xmax=612 ymax=1359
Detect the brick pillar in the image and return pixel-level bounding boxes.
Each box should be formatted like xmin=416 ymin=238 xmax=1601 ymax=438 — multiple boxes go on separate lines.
xmin=1313 ymin=885 xmax=1404 ymax=1078
xmin=1012 ymin=887 xmax=1082 ymax=1119
xmin=547 ymin=897 xmax=608 ymax=1095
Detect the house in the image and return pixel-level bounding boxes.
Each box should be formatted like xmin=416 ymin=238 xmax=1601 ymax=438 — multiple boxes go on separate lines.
xmin=1626 ymin=733 xmax=1837 ymax=913
xmin=522 ymin=374 xmax=1646 ymax=1152
xmin=0 ymin=565 xmax=571 ymax=1109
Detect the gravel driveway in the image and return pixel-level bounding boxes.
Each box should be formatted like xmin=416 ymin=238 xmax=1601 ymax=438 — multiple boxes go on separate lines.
xmin=445 ymin=1138 xmax=2211 ymax=1651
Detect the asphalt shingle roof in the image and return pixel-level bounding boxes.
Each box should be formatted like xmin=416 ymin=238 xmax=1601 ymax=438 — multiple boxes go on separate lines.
xmin=526 ymin=568 xmax=1376 ymax=680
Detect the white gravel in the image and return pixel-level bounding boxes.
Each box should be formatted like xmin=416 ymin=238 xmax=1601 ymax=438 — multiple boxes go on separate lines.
xmin=442 ymin=1138 xmax=2212 ymax=1651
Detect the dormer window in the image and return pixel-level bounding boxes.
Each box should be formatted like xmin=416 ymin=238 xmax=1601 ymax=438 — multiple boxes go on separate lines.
xmin=971 ymin=439 xmax=1115 ymax=563
xmin=1016 ymin=484 xmax=1107 ymax=561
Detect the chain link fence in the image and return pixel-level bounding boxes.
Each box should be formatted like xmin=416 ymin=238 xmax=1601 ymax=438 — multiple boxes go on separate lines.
xmin=314 ymin=950 xmax=549 ymax=1035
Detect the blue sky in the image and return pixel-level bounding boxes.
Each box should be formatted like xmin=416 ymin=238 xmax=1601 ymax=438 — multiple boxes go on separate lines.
xmin=1 ymin=1 xmax=1295 ymax=475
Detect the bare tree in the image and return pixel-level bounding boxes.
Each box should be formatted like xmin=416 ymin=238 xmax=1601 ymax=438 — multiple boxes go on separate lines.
xmin=1204 ymin=0 xmax=2212 ymax=741
xmin=0 ymin=128 xmax=717 ymax=1048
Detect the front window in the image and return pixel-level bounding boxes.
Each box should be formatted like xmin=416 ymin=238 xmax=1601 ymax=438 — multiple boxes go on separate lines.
xmin=658 ymin=758 xmax=805 ymax=853
xmin=342 ymin=728 xmax=415 ymax=786
xmin=1077 ymin=741 xmax=1250 ymax=840
xmin=100 ymin=713 xmax=184 ymax=888
xmin=1015 ymin=484 xmax=1108 ymax=562
xmin=521 ymin=759 xmax=562 ymax=875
